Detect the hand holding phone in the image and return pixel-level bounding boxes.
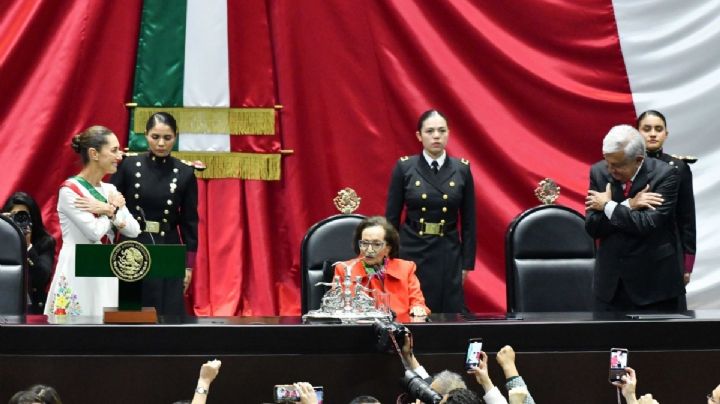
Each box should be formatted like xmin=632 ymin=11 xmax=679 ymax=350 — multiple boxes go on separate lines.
xmin=611 ymin=366 xmax=637 ymax=401
xmin=465 ymin=338 xmax=483 ymax=370
xmin=608 ymin=348 xmax=629 ymax=383
xmin=273 ymin=384 xmax=323 ymax=403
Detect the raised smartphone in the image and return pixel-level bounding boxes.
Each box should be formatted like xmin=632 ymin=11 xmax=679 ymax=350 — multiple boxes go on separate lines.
xmin=273 ymin=385 xmax=323 ymax=403
xmin=608 ymin=348 xmax=628 ymax=383
xmin=465 ymin=338 xmax=483 ymax=370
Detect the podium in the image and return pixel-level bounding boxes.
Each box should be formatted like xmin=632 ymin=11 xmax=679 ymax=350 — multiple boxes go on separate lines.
xmin=76 ymin=241 xmax=186 ymax=323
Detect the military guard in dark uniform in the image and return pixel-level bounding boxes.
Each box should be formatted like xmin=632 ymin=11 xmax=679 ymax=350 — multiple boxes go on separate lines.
xmin=637 ymin=110 xmax=696 ymax=292
xmin=111 ymin=112 xmax=198 ymax=315
xmin=386 ymin=110 xmax=476 ymax=313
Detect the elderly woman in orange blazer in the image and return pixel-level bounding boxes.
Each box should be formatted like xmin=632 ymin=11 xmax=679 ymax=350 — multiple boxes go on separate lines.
xmin=335 ymin=216 xmax=430 ymax=317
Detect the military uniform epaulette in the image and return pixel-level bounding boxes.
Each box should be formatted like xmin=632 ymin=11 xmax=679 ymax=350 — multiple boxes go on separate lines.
xmin=123 ymin=151 xmax=140 ymax=157
xmin=181 ymin=159 xmax=207 ymax=171
xmin=671 ymin=154 xmax=698 ymax=164
xmin=400 ymin=156 xmax=409 ymax=162
xmin=460 ymin=158 xmax=469 ymax=165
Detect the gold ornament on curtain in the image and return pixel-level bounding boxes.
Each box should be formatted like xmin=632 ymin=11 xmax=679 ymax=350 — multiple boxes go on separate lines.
xmin=132 ymin=107 xmax=276 ymax=135
xmin=534 ymin=178 xmax=560 ymax=205
xmin=333 ymin=188 xmax=361 ymax=214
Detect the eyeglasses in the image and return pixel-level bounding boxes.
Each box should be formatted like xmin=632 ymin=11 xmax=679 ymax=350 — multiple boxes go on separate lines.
xmin=358 ymin=240 xmax=386 ymax=250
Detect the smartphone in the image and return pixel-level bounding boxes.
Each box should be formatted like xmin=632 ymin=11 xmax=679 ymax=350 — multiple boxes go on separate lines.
xmin=465 ymin=338 xmax=483 ymax=370
xmin=608 ymin=348 xmax=629 ymax=383
xmin=273 ymin=385 xmax=324 ymax=403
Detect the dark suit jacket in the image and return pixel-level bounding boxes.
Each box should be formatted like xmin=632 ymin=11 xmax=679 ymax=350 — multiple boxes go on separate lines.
xmin=585 ymin=157 xmax=685 ymax=305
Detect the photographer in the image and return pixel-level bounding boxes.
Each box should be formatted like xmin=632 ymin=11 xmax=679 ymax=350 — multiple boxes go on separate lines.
xmin=400 ymin=332 xmax=465 ymax=395
xmin=2 ymin=192 xmax=56 ymax=314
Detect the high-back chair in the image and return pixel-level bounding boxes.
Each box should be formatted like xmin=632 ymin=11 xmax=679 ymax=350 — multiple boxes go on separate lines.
xmin=300 ymin=214 xmax=364 ymax=314
xmin=505 ymin=205 xmax=595 ymax=312
xmin=0 ymin=215 xmax=27 ymax=315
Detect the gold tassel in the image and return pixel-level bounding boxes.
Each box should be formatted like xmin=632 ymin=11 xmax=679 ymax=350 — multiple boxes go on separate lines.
xmin=173 ymin=152 xmax=281 ymax=180
xmin=134 ymin=107 xmax=275 ymax=135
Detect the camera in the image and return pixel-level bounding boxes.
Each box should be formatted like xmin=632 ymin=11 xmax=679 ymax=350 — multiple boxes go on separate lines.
xmin=9 ymin=210 xmax=32 ymax=234
xmin=373 ymin=319 xmax=409 ymax=353
xmin=402 ymin=370 xmax=442 ymax=404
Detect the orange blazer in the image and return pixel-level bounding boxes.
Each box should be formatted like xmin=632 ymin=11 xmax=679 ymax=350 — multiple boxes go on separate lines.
xmin=334 ymin=257 xmax=430 ymax=317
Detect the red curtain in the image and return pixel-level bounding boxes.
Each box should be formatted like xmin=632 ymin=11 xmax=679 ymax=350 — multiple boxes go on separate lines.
xmin=0 ymin=0 xmax=636 ymax=315
xmin=0 ymin=0 xmax=141 ymax=251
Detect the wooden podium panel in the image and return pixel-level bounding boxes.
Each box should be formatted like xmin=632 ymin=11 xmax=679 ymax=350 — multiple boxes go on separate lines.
xmin=103 ymin=307 xmax=158 ymax=323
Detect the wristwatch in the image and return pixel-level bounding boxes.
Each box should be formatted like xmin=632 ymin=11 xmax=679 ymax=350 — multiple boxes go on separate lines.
xmin=195 ymin=386 xmax=209 ymax=395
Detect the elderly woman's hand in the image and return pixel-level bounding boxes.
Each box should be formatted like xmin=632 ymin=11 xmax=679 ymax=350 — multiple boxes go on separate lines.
xmin=410 ymin=305 xmax=428 ymax=317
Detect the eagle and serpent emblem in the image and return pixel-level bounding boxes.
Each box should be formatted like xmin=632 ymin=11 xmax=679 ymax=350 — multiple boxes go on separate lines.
xmin=110 ymin=240 xmax=151 ymax=282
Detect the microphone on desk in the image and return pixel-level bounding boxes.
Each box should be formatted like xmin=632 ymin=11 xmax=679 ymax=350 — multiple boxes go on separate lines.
xmin=137 ymin=206 xmax=156 ymax=245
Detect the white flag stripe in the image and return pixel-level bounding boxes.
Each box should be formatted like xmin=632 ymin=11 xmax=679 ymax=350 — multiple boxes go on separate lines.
xmin=184 ymin=0 xmax=230 ymax=107
xmin=178 ymin=134 xmax=231 ymax=152
xmin=613 ymin=1 xmax=720 ymax=308
xmin=183 ymin=0 xmax=231 ymax=151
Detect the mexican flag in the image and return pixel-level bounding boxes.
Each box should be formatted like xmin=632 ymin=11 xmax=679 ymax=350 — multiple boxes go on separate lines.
xmin=129 ymin=0 xmax=281 ymax=180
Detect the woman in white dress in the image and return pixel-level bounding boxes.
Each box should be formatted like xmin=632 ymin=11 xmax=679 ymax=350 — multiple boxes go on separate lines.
xmin=45 ymin=126 xmax=141 ymax=317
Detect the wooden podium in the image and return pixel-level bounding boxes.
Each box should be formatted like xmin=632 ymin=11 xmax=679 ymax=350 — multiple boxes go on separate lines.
xmin=76 ymin=242 xmax=186 ymax=323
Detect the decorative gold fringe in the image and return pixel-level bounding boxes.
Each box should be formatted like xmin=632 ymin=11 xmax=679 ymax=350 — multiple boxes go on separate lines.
xmin=133 ymin=107 xmax=275 ymax=135
xmin=173 ymin=152 xmax=281 ymax=180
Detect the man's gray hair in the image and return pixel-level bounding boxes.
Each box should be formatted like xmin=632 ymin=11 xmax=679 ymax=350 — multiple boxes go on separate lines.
xmin=431 ymin=370 xmax=467 ymax=395
xmin=602 ymin=124 xmax=646 ymax=161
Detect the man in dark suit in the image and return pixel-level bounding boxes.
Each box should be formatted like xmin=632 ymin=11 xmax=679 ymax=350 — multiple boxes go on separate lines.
xmin=585 ymin=125 xmax=685 ymax=312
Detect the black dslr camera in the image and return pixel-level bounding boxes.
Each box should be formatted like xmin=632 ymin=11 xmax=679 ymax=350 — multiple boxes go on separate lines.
xmin=9 ymin=210 xmax=32 ymax=235
xmin=373 ymin=319 xmax=410 ymax=353
xmin=372 ymin=320 xmax=443 ymax=404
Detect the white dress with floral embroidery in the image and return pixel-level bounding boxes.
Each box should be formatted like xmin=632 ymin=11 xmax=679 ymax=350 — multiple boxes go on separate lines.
xmin=44 ymin=179 xmax=141 ymax=317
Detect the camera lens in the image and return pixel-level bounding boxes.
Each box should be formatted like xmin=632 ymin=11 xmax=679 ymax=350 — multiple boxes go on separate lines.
xmin=11 ymin=210 xmax=31 ymax=227
xmin=403 ymin=370 xmax=442 ymax=404
xmin=10 ymin=211 xmax=32 ymax=235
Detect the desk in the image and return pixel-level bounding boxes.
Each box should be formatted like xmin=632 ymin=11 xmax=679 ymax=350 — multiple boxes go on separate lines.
xmin=2 ymin=312 xmax=719 ymax=403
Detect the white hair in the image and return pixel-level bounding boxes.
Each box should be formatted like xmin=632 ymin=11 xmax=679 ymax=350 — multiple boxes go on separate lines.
xmin=431 ymin=370 xmax=467 ymax=395
xmin=602 ymin=124 xmax=646 ymax=160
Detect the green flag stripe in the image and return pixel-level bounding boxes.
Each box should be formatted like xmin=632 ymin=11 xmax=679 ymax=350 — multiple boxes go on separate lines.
xmin=130 ymin=0 xmax=187 ymax=150
xmin=132 ymin=0 xmax=187 ymax=107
